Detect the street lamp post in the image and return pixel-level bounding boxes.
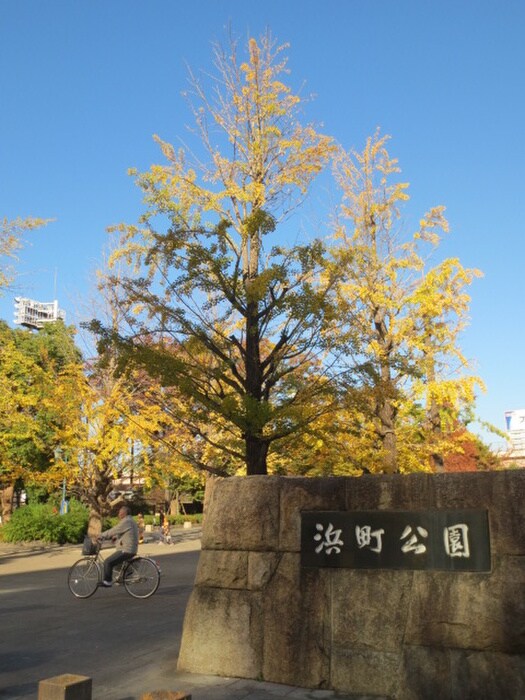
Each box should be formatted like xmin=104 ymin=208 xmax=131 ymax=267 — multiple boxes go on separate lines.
xmin=60 ymin=476 xmax=68 ymax=514
xmin=55 ymin=447 xmax=68 ymax=515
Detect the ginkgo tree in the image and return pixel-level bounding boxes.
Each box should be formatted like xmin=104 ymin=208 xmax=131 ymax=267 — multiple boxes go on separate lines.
xmin=48 ymin=349 xmax=157 ymax=530
xmin=407 ymin=258 xmax=484 ymax=470
xmin=98 ymin=34 xmax=339 ymax=476
xmin=0 ymin=325 xmax=45 ymax=520
xmin=330 ymin=131 xmax=484 ymax=473
xmin=0 ymin=321 xmax=82 ymax=520
xmin=49 ymin=337 xmax=212 ymax=532
xmin=85 ymin=34 xmax=491 ymax=479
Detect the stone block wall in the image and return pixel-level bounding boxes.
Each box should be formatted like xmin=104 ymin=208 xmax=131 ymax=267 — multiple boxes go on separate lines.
xmin=177 ymin=472 xmax=525 ymax=699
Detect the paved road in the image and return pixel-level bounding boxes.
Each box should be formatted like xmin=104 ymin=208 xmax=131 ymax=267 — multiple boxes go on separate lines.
xmin=0 ymin=532 xmax=369 ymax=700
xmin=0 ymin=532 xmax=201 ymax=699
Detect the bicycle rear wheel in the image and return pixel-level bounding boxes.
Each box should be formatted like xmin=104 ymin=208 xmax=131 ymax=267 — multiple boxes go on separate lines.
xmin=123 ymin=557 xmax=160 ymax=599
xmin=68 ymin=557 xmax=101 ymax=598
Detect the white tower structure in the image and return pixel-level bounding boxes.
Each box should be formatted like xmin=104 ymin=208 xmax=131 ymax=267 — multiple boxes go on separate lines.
xmin=504 ymin=409 xmax=525 ymax=456
xmin=14 ymin=297 xmax=66 ymax=330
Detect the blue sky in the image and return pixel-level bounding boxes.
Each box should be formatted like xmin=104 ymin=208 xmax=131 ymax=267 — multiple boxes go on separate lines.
xmin=1 ymin=1 xmax=524 ymax=448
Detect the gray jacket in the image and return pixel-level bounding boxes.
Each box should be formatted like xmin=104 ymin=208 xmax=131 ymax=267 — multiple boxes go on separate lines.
xmin=100 ymin=515 xmax=139 ymax=554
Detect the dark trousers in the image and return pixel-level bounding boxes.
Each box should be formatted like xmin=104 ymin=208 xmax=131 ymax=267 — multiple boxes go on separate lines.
xmin=104 ymin=550 xmax=135 ymax=582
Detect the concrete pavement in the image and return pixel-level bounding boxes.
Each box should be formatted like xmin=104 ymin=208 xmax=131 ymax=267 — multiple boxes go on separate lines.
xmin=0 ymin=529 xmax=373 ymax=700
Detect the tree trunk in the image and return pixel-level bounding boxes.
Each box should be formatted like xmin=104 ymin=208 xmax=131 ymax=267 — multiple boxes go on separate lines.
xmin=373 ymin=307 xmax=398 ymax=473
xmin=170 ymin=492 xmax=180 ymax=516
xmin=426 ymin=358 xmax=445 ymax=472
xmin=245 ymin=434 xmax=269 ymax=475
xmin=243 ymin=221 xmax=268 ymax=475
xmin=428 ymin=395 xmax=445 ymax=472
xmin=83 ymin=462 xmax=117 ymax=535
xmin=88 ymin=509 xmax=102 ymax=538
xmin=0 ymin=484 xmax=14 ymax=523
xmin=244 ymin=297 xmax=267 ymax=474
xmin=378 ymin=401 xmax=398 ymax=474
xmin=376 ymin=356 xmax=398 ymax=474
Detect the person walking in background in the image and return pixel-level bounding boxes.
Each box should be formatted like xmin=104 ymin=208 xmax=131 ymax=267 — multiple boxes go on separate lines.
xmin=162 ymin=516 xmax=172 ymax=544
xmin=137 ymin=513 xmax=145 ymax=544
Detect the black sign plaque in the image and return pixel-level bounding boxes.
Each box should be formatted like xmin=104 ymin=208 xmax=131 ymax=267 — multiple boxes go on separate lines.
xmin=301 ymin=510 xmax=491 ymax=572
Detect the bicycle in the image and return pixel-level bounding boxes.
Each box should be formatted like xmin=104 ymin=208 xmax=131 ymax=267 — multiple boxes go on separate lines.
xmin=68 ymin=540 xmax=161 ymax=599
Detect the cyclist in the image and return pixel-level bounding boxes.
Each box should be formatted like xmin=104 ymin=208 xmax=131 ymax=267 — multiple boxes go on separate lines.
xmin=98 ymin=505 xmax=139 ymax=587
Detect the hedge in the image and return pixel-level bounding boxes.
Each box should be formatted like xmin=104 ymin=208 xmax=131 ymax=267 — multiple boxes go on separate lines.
xmin=1 ymin=500 xmax=89 ymax=544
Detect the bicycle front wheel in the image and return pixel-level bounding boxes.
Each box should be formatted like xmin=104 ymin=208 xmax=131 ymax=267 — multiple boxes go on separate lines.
xmin=68 ymin=557 xmax=101 ymax=598
xmin=123 ymin=557 xmax=160 ymax=599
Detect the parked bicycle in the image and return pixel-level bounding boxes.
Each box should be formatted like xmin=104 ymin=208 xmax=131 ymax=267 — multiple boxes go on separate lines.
xmin=68 ymin=539 xmax=161 ymax=599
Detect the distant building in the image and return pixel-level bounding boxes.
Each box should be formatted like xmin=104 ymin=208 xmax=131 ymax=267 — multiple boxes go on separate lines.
xmin=14 ymin=297 xmax=66 ymax=330
xmin=504 ymin=409 xmax=525 ymax=453
xmin=499 ymin=409 xmax=525 ymax=468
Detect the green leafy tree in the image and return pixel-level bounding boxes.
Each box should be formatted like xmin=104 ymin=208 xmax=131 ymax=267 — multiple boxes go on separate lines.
xmin=69 ymin=284 xmax=213 ymax=529
xmin=99 ymin=34 xmax=337 ymax=476
xmin=0 ymin=321 xmax=81 ymax=520
xmin=49 ymin=356 xmax=155 ymax=533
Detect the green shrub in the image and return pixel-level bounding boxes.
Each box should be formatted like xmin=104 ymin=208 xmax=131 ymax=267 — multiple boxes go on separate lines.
xmin=60 ymin=500 xmax=90 ymax=542
xmin=103 ymin=516 xmax=119 ymax=530
xmin=2 ymin=500 xmax=89 ymax=544
xmin=168 ymin=513 xmax=203 ymax=526
xmin=138 ymin=513 xmax=203 ymax=527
